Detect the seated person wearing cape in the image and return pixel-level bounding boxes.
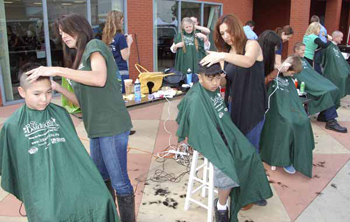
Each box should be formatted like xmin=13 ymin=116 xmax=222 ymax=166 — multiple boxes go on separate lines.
xmin=260 ymin=55 xmax=315 ymax=178
xmin=322 ymin=31 xmax=350 ymax=98
xmin=293 ymin=42 xmax=346 ymax=133
xmin=0 ymin=63 xmax=119 ymax=222
xmin=176 ymin=63 xmax=272 ymax=222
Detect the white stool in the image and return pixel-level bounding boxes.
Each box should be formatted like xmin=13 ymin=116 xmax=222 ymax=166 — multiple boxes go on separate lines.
xmin=184 ymin=150 xmax=216 ymax=222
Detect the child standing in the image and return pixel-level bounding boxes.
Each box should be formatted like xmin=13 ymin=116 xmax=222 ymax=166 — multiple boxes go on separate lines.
xmin=0 ymin=63 xmax=119 ymax=222
xmin=171 ymin=17 xmax=209 ymax=79
xmin=176 ymin=63 xmax=272 ymax=222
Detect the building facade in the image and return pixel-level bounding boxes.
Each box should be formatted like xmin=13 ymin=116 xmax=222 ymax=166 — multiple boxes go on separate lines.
xmin=0 ymin=0 xmax=349 ymax=106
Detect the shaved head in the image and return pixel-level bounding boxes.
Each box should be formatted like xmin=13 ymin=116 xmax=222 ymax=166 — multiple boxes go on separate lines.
xmin=332 ymin=31 xmax=343 ymax=45
xmin=18 ymin=63 xmax=50 ymax=89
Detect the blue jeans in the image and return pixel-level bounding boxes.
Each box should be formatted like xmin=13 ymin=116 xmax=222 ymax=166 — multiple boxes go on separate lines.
xmin=318 ymin=105 xmax=338 ymax=121
xmin=228 ymin=102 xmax=265 ymax=153
xmin=90 ymin=131 xmax=133 ymax=195
xmin=245 ymin=117 xmax=265 ymax=153
xmin=119 ymin=70 xmax=129 ymax=94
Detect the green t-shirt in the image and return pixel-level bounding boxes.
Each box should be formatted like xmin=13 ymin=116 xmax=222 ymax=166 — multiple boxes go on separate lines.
xmin=72 ymin=39 xmax=132 ymax=138
xmin=303 ymin=34 xmax=318 ymax=60
xmin=0 ymin=104 xmax=119 ymax=221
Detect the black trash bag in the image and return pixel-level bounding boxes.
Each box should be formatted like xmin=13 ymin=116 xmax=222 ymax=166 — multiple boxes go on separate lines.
xmin=162 ymin=68 xmax=185 ymax=88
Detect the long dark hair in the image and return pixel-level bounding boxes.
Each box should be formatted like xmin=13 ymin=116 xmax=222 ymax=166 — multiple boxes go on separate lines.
xmin=258 ymin=30 xmax=281 ymax=76
xmin=214 ymin=14 xmax=247 ymax=54
xmin=55 ymin=13 xmax=93 ymax=69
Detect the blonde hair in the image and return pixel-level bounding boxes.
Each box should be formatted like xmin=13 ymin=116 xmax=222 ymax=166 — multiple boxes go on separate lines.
xmin=102 ymin=10 xmax=124 ymax=45
xmin=305 ymin=22 xmax=321 ymax=36
xmin=180 ymin=17 xmax=198 ymax=53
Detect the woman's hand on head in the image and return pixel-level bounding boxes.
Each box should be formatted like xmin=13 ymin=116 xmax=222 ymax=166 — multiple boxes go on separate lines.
xmin=25 ymin=66 xmax=59 ymax=83
xmin=200 ymin=51 xmax=223 ymax=67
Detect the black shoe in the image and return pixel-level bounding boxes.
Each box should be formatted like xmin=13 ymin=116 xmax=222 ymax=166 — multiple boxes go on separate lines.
xmin=317 ymin=115 xmax=327 ymax=122
xmin=104 ymin=179 xmax=116 ymax=201
xmin=214 ymin=198 xmax=229 ymax=222
xmin=117 ymin=194 xmax=136 ymax=222
xmin=130 ymin=130 xmax=136 ymax=136
xmin=325 ymin=119 xmax=348 ymax=133
xmin=255 ymin=199 xmax=268 ymax=206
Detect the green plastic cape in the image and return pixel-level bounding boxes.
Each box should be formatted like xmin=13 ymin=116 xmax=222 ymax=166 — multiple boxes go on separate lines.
xmin=322 ymin=43 xmax=350 ymax=98
xmin=176 ymin=83 xmax=273 ymax=222
xmin=0 ymin=104 xmax=118 ymax=222
xmin=295 ymin=57 xmax=340 ymax=114
xmin=260 ymin=76 xmax=315 ymax=178
xmin=61 ymin=77 xmax=81 ymax=114
xmin=174 ymin=31 xmax=206 ymax=75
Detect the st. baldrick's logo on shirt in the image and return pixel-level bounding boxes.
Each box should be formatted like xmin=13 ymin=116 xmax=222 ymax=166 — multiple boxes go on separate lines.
xmin=23 ymin=117 xmax=65 ymax=154
xmin=211 ymin=93 xmax=228 ymax=119
xmin=23 ymin=117 xmax=60 ymax=137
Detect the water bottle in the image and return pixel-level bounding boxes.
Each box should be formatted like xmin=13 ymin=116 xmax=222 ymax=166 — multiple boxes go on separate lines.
xmin=300 ymin=82 xmax=305 ymax=93
xmin=134 ymin=78 xmax=141 ymax=102
xmin=186 ymin=68 xmax=192 ymax=85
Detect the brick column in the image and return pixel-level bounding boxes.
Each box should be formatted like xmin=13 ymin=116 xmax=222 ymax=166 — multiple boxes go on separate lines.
xmin=289 ymin=0 xmax=311 ymax=55
xmin=325 ymin=0 xmax=342 ymax=34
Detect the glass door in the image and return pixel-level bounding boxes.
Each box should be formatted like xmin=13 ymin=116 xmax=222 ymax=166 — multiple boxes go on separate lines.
xmin=203 ymin=4 xmax=221 ymax=51
xmin=2 ymin=0 xmax=48 ymax=101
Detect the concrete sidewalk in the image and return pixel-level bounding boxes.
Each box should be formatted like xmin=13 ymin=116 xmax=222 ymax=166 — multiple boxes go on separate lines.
xmin=1 ymin=95 xmax=350 ymax=222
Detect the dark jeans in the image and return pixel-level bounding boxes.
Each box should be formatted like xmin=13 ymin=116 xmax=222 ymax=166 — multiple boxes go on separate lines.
xmin=314 ymin=50 xmax=324 ymax=75
xmin=318 ymin=105 xmax=338 ymax=121
xmin=228 ymin=102 xmax=265 ymax=153
xmin=90 ymin=131 xmax=134 ymax=195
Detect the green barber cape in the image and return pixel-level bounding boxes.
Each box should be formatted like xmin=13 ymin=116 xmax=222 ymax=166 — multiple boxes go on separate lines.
xmin=295 ymin=57 xmax=340 ymax=114
xmin=176 ymin=83 xmax=273 ymax=222
xmin=174 ymin=31 xmax=206 ymax=75
xmin=322 ymin=43 xmax=350 ymax=98
xmin=0 ymin=104 xmax=118 ymax=222
xmin=260 ymin=76 xmax=315 ymax=178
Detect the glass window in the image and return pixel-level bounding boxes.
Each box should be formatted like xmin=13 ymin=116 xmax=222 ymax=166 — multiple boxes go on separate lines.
xmin=203 ymin=4 xmax=221 ymax=51
xmin=181 ymin=1 xmax=200 ymax=22
xmin=1 ymin=0 xmax=48 ymax=101
xmin=155 ymin=0 xmax=178 ymax=72
xmin=91 ymin=0 xmax=124 ymax=39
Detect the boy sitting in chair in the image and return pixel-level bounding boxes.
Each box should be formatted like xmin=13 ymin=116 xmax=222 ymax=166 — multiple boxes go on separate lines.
xmin=0 ymin=63 xmax=119 ymax=222
xmin=176 ymin=63 xmax=272 ymax=222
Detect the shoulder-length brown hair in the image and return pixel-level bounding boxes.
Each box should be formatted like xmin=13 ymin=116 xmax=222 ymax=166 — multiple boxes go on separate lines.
xmin=55 ymin=13 xmax=93 ymax=69
xmin=214 ymin=14 xmax=247 ymax=54
xmin=102 ymin=10 xmax=124 ymax=45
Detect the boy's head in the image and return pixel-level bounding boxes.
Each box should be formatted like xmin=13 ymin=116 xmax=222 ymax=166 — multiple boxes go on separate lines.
xmin=282 ymin=55 xmax=302 ymax=77
xmin=18 ymin=63 xmax=52 ymax=111
xmin=197 ymin=63 xmax=223 ymax=92
xmin=293 ymin=42 xmax=306 ymax=58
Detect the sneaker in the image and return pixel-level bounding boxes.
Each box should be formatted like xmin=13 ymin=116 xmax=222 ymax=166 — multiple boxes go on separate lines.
xmin=255 ymin=199 xmax=267 ymax=206
xmin=283 ymin=165 xmax=296 ymax=174
xmin=214 ymin=198 xmax=229 ymax=222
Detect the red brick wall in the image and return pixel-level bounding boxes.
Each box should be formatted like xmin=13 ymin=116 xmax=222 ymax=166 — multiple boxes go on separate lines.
xmin=289 ymin=0 xmax=311 ymax=55
xmin=127 ymin=0 xmax=154 ymax=80
xmin=325 ymin=0 xmax=343 ymax=34
xmin=126 ymin=0 xmax=253 ymax=80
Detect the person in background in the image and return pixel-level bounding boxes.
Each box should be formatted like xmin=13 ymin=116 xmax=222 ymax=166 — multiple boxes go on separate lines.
xmin=171 ymin=17 xmax=208 ymax=78
xmin=26 ymin=13 xmax=135 ymax=222
xmin=310 ymin=15 xmax=329 ymax=74
xmin=103 ymin=10 xmax=133 ymax=94
xmin=243 ymin=20 xmax=258 ymax=40
xmin=275 ymin=25 xmax=294 ymax=67
xmin=294 ymin=42 xmax=346 ymax=133
xmin=190 ymin=16 xmax=211 ymax=51
xmin=303 ymin=22 xmax=331 ymax=67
